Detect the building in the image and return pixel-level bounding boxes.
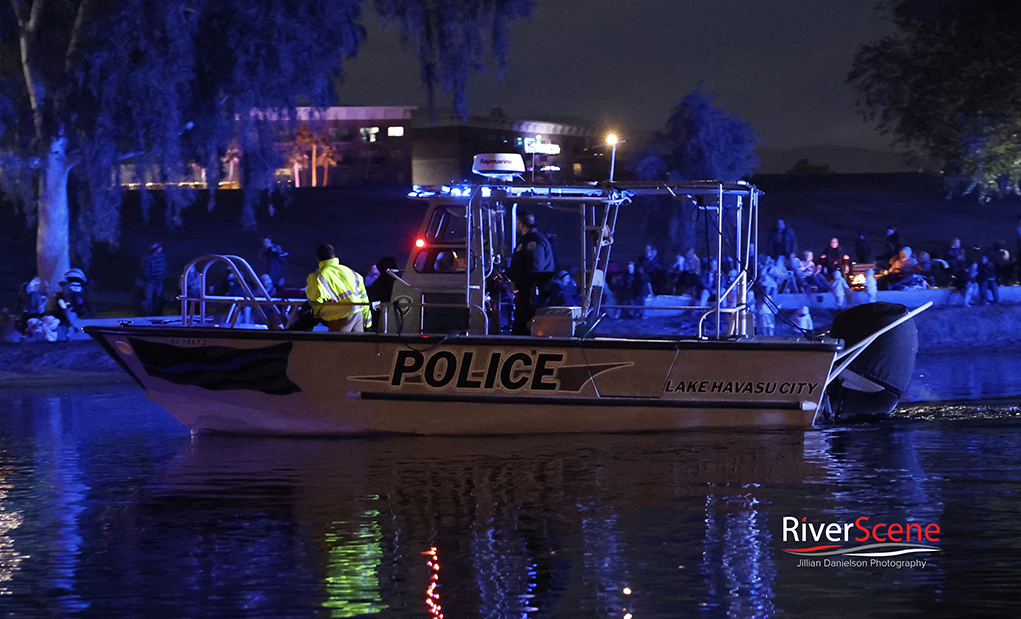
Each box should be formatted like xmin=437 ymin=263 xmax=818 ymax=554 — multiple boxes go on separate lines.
xmin=410 ymin=108 xmax=605 ymax=186
xmin=264 ymin=106 xmax=416 ymax=188
xmin=119 ymin=106 xmax=611 ymax=190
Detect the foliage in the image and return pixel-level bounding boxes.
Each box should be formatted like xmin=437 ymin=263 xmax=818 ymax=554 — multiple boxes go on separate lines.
xmin=631 ymin=86 xmax=759 ymax=255
xmin=0 ymin=0 xmax=532 ymax=280
xmin=634 ymin=86 xmax=760 ymax=183
xmin=848 ymin=0 xmax=1021 ymax=199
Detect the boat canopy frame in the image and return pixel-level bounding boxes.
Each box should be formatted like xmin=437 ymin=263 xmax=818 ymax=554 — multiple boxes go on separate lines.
xmin=408 ymin=179 xmax=761 ymax=339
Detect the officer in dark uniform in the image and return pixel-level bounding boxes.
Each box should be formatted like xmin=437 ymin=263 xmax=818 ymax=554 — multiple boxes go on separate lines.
xmin=507 ymin=210 xmax=556 ymax=335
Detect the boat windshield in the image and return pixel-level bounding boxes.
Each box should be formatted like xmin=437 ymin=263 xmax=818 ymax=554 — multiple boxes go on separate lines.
xmin=425 ymin=205 xmax=467 ymax=243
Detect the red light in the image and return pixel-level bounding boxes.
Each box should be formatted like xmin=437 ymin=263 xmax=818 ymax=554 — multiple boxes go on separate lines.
xmin=415 ymin=238 xmax=426 ymax=248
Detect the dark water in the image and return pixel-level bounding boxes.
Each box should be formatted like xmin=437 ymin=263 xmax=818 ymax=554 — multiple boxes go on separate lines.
xmin=2 ymin=385 xmax=1021 ymax=617
xmin=908 ymin=351 xmax=1021 ymax=402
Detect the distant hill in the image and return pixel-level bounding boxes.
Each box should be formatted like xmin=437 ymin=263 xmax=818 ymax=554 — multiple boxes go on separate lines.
xmin=757 ymin=145 xmax=924 ymax=174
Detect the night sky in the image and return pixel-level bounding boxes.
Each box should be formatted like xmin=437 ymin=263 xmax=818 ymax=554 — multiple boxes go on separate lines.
xmin=340 ymin=0 xmax=898 ymax=160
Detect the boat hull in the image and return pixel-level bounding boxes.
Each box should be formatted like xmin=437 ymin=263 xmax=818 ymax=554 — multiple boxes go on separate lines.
xmin=86 ymin=327 xmax=839 ymax=435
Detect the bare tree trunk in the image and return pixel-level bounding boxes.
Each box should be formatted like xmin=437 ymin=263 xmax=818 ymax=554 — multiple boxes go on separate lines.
xmin=37 ymin=136 xmax=72 ymax=291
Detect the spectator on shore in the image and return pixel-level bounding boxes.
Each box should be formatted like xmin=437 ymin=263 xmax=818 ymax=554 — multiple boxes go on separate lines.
xmin=16 ymin=277 xmax=49 ymax=334
xmin=818 ymin=237 xmax=850 ymax=281
xmin=769 ymin=255 xmax=795 ymax=293
xmin=963 ymin=261 xmax=980 ymax=306
xmin=638 ymin=244 xmax=668 ymax=295
xmin=260 ymin=238 xmax=289 ymax=287
xmin=878 ymin=226 xmax=901 ymax=265
xmin=891 ymin=247 xmax=918 ymax=271
xmin=699 ymin=258 xmax=721 ymax=306
xmin=667 ymin=254 xmax=686 ymax=295
xmin=765 ymin=219 xmax=798 ymax=260
xmin=50 ymin=268 xmax=91 ymax=334
xmin=795 ymin=306 xmax=814 ymax=332
xmin=1014 ymin=215 xmax=1021 ymax=283
xmin=758 ymin=256 xmax=779 ymax=299
xmin=259 ymin=274 xmax=276 ymax=297
xmin=756 ymin=303 xmax=775 ymax=336
xmin=622 ymin=261 xmax=651 ymax=318
xmin=978 ymin=253 xmax=1000 ymax=305
xmin=947 ymin=238 xmax=967 ymax=271
xmin=797 ymin=251 xmax=830 ymax=292
xmin=946 ymin=237 xmax=969 ymax=290
xmin=885 ymin=247 xmax=928 ymax=290
xmin=141 ymin=242 xmax=167 ymax=315
xmin=865 ymin=268 xmax=878 ymax=303
xmin=831 ymin=271 xmax=853 ymax=308
xmin=854 ymin=231 xmax=873 ymax=264
xmin=991 ymin=242 xmax=1011 ymax=285
xmin=679 ymin=248 xmax=702 ymax=300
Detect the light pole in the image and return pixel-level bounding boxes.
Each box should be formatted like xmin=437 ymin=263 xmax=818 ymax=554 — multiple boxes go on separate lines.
xmin=606 ymin=134 xmax=619 ymax=182
xmin=532 ymin=134 xmax=541 ymax=182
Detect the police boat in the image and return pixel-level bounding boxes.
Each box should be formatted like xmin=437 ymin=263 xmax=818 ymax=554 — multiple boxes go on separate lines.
xmin=85 ymin=154 xmax=925 ymax=434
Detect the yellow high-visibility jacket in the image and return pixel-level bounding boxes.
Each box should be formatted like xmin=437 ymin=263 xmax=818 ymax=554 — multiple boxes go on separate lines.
xmin=306 ymin=258 xmax=372 ymax=326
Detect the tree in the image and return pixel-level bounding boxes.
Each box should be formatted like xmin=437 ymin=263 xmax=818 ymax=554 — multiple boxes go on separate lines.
xmin=848 ymin=0 xmax=1021 ymax=199
xmin=0 ymin=0 xmax=533 ymax=290
xmin=635 ymin=86 xmax=760 ymax=183
xmin=632 ymin=86 xmax=759 ymax=253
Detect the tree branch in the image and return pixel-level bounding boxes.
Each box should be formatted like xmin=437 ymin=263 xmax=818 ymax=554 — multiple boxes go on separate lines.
xmin=66 ymin=0 xmax=93 ymax=71
xmin=27 ymin=0 xmax=43 ymax=32
xmin=9 ymin=0 xmax=27 ymax=29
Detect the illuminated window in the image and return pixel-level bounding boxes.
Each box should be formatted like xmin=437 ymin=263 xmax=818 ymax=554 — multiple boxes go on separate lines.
xmin=360 ymin=126 xmax=380 ymax=143
xmin=573 ymin=163 xmax=582 ymax=176
xmin=387 ymin=126 xmax=405 ymax=138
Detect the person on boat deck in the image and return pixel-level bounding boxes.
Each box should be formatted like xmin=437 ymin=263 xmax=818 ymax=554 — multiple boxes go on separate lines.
xmin=305 ymin=244 xmax=372 ymax=332
xmin=507 ymin=210 xmax=556 ymax=335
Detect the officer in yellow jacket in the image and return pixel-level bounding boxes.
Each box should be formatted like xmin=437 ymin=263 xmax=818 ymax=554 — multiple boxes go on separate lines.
xmin=305 ymin=244 xmax=372 ymax=332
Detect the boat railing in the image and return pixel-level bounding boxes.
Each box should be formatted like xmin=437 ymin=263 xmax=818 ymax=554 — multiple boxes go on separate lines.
xmin=697 ymin=271 xmax=749 ymax=339
xmin=179 ymin=254 xmax=304 ymax=330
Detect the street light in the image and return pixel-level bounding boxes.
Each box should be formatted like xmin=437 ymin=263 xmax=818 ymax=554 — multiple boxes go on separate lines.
xmin=532 ymin=134 xmax=542 ymax=181
xmin=606 ymin=134 xmax=622 ymax=182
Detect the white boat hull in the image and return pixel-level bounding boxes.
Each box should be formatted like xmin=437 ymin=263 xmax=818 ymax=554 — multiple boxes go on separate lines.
xmin=87 ymin=327 xmax=839 ymax=435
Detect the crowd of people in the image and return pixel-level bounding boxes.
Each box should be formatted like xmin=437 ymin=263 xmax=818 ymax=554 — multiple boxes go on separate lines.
xmin=5 ymin=214 xmax=1021 ymax=341
xmin=758 ymin=219 xmax=1019 ymax=307
xmin=598 ymin=218 xmax=1021 ymax=321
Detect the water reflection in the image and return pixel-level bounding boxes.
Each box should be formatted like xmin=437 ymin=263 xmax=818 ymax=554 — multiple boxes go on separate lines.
xmin=2 ymin=386 xmax=1021 ymax=616
xmin=0 ymin=463 xmax=26 ymax=596
xmin=153 ymin=431 xmax=821 ymax=617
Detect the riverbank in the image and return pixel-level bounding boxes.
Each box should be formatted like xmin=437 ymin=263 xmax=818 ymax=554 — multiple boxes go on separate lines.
xmin=0 ymin=340 xmax=131 ymax=388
